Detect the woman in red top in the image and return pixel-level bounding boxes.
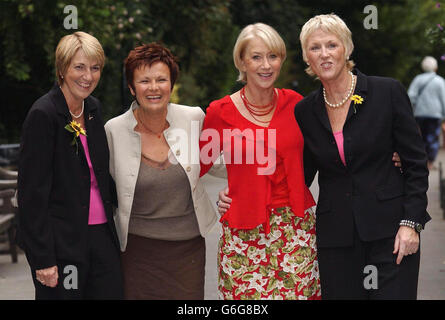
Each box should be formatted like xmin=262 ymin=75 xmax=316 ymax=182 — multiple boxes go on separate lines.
xmin=199 ymin=23 xmax=320 ymax=300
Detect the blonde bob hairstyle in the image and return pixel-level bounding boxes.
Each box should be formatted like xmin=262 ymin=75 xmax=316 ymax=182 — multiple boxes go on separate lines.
xmin=300 ymin=14 xmax=355 ymax=77
xmin=233 ymin=23 xmax=286 ymax=83
xmin=55 ymin=31 xmax=105 ymax=85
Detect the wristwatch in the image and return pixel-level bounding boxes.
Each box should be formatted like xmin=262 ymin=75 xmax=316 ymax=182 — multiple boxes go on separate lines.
xmin=399 ymin=219 xmax=423 ymax=233
xmin=414 ymin=223 xmax=423 ymax=233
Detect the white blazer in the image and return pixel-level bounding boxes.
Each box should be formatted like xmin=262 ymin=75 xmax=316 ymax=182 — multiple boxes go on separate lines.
xmin=105 ymin=102 xmax=220 ymax=251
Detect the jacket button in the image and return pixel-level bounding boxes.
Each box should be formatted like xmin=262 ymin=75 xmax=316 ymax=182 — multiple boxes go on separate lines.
xmin=186 ymin=166 xmax=191 ymax=172
xmin=176 ymin=150 xmax=181 ymax=156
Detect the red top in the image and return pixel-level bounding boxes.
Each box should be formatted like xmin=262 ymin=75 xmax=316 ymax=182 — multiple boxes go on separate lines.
xmin=269 ymin=155 xmax=290 ymax=208
xmin=200 ymin=88 xmax=315 ymax=233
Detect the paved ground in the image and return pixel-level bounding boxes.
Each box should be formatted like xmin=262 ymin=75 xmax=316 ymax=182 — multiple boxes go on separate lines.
xmin=1 ymin=151 xmax=445 ymax=299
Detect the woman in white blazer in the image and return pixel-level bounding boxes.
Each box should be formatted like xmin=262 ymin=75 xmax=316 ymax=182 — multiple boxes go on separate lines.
xmin=105 ymin=43 xmax=220 ymax=299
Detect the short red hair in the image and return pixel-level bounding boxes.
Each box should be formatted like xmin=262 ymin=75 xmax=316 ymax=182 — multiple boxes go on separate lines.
xmin=124 ymin=43 xmax=179 ymax=92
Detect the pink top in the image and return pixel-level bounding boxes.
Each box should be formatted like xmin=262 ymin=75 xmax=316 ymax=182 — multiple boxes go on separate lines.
xmin=80 ymin=134 xmax=108 ymax=225
xmin=333 ymin=131 xmax=346 ymax=166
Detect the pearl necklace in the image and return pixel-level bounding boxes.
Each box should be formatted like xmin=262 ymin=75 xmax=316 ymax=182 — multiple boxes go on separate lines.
xmin=69 ymin=100 xmax=84 ymax=119
xmin=323 ymin=71 xmax=355 ymax=108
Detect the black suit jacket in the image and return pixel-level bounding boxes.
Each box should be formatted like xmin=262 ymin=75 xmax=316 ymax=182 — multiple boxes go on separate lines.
xmin=294 ymin=69 xmax=431 ymax=248
xmin=17 ymin=84 xmax=119 ymax=270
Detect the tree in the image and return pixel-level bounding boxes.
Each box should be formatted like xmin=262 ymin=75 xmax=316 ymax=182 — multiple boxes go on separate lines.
xmin=1 ymin=0 xmax=444 ymax=143
xmin=0 ymin=0 xmax=235 ymax=142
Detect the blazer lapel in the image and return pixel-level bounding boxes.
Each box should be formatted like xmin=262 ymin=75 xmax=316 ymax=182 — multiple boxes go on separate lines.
xmin=84 ymin=97 xmax=100 ymax=169
xmin=49 ymin=84 xmax=89 ymax=169
xmin=165 ymin=103 xmax=184 ymax=166
xmin=345 ymin=69 xmax=368 ymax=123
xmin=165 ymin=103 xmax=200 ymax=191
xmin=312 ymin=86 xmax=333 ymax=133
xmin=50 ymin=84 xmax=71 ymax=123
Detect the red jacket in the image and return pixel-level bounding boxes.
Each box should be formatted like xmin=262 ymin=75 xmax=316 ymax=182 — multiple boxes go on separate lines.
xmin=200 ymin=88 xmax=315 ymax=232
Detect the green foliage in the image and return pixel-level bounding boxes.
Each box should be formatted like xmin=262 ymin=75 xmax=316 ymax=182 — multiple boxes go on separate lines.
xmin=357 ymin=0 xmax=444 ymax=86
xmin=0 ymin=0 xmax=236 ymax=142
xmin=1 ymin=0 xmax=445 ymax=143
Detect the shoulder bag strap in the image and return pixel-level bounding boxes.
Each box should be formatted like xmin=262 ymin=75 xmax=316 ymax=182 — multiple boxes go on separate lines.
xmin=417 ymin=74 xmax=437 ymax=98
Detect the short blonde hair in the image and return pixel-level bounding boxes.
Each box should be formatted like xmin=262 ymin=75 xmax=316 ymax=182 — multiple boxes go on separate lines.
xmin=55 ymin=31 xmax=105 ymax=85
xmin=233 ymin=23 xmax=286 ymax=82
xmin=300 ymin=14 xmax=355 ymax=77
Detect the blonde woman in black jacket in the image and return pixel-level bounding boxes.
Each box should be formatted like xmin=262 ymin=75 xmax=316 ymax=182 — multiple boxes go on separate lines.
xmin=17 ymin=32 xmax=123 ymax=299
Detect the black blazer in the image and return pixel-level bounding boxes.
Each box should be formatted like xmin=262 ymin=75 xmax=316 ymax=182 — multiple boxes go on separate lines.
xmin=17 ymin=85 xmax=119 ymax=270
xmin=294 ymin=69 xmax=431 ymax=248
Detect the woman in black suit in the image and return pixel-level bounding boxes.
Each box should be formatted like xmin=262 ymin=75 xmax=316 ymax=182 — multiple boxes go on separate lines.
xmin=17 ymin=31 xmax=123 ymax=299
xmin=293 ymin=14 xmax=430 ymax=299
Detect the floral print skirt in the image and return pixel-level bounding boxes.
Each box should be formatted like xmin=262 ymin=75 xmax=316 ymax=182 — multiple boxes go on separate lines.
xmin=218 ymin=207 xmax=321 ymax=300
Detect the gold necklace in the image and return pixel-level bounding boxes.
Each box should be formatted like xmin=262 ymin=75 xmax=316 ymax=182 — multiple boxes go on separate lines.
xmin=136 ymin=109 xmax=168 ymax=138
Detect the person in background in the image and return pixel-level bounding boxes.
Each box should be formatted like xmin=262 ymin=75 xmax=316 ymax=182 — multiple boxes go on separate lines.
xmin=200 ymin=23 xmax=320 ymax=300
xmin=105 ymin=43 xmax=219 ymax=299
xmin=294 ymin=13 xmax=430 ymax=299
xmin=408 ymin=56 xmax=445 ymax=170
xmin=17 ymin=31 xmax=123 ymax=299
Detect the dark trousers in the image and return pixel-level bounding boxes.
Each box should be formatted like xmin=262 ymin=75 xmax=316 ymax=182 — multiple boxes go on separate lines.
xmin=317 ymin=227 xmax=420 ymax=300
xmin=415 ymin=117 xmax=441 ymax=162
xmin=31 ymin=224 xmax=124 ymax=300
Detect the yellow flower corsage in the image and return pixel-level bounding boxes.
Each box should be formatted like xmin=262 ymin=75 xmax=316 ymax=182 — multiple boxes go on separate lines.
xmin=64 ymin=120 xmax=87 ymax=153
xmin=350 ymin=94 xmax=364 ymax=114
